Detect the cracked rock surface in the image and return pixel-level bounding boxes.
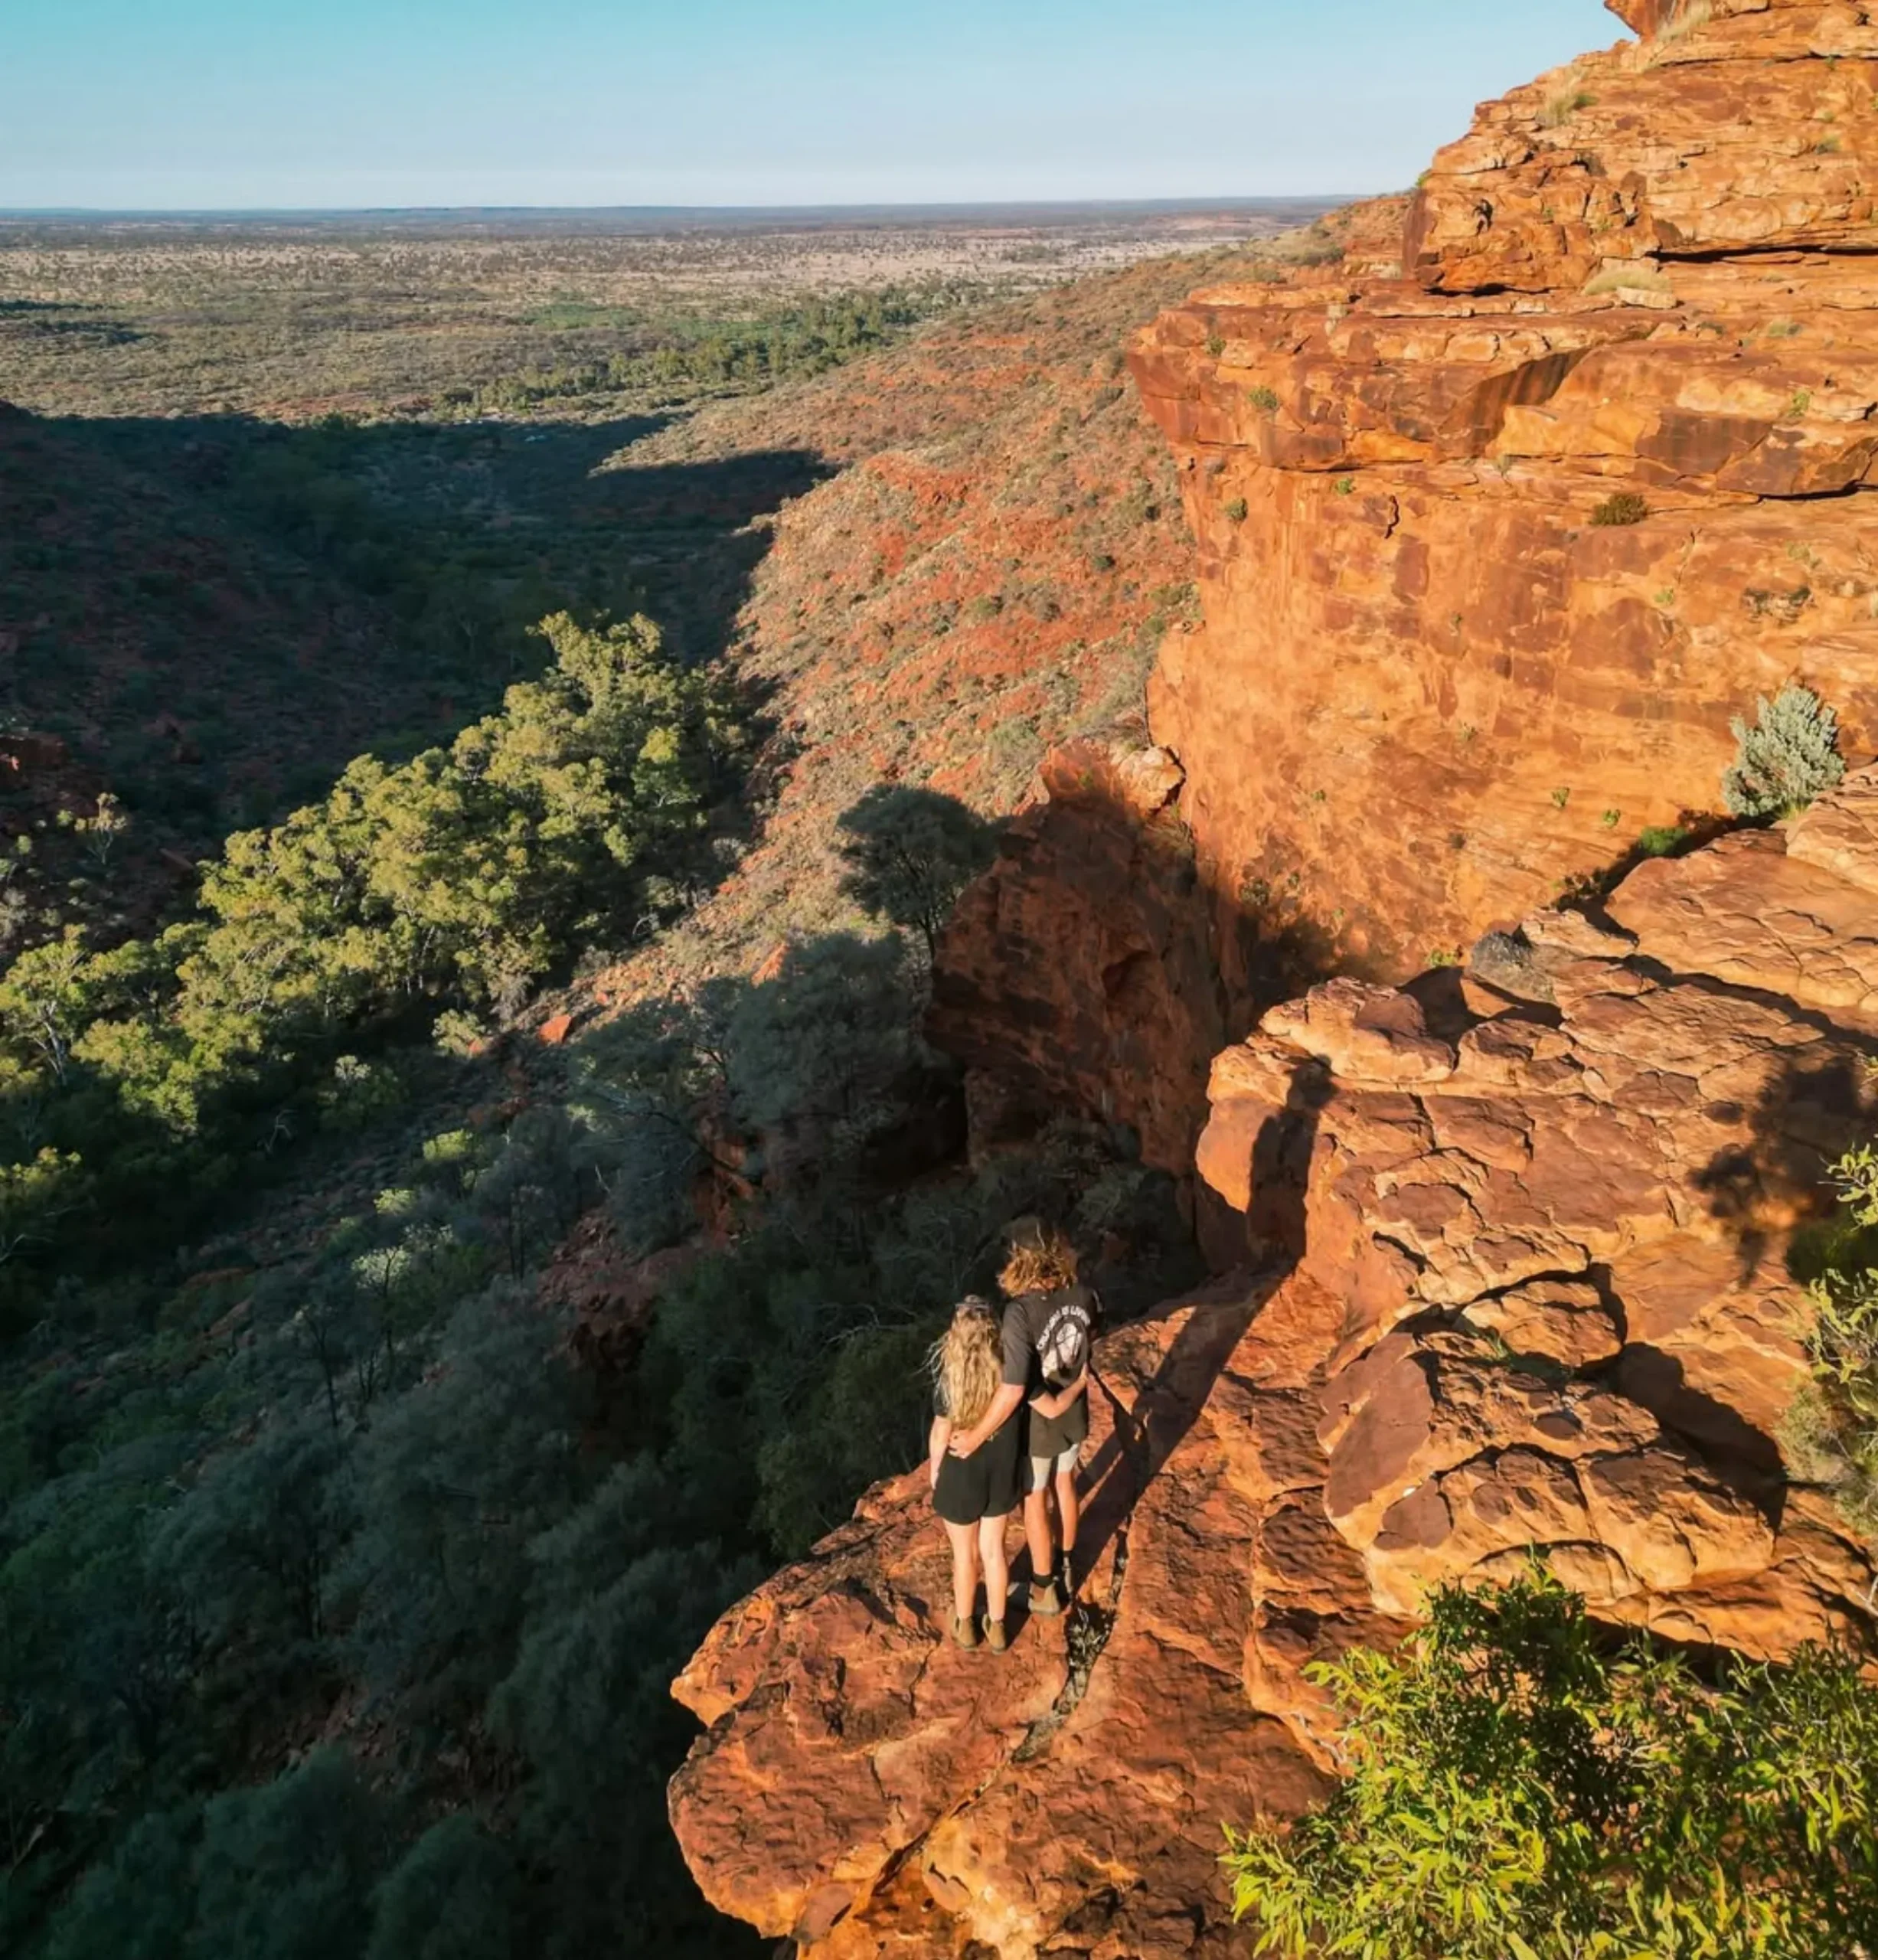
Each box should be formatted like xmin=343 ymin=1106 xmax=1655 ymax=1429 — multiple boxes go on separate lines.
xmin=669 ymin=1276 xmax=1388 ymax=1957
xmin=1198 ymin=769 xmax=1878 ymax=1658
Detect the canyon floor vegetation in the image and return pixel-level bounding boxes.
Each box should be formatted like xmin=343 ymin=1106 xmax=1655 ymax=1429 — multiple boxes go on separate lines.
xmin=0 ymin=204 xmax=1308 ymax=1954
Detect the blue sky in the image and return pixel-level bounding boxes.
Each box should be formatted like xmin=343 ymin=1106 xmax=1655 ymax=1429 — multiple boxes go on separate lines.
xmin=2 ymin=0 xmax=1607 ymax=210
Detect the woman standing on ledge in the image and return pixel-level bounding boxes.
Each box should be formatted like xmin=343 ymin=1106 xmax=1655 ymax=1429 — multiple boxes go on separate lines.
xmin=945 ymin=1222 xmax=1097 ymax=1619
xmin=928 ymin=1296 xmax=1021 ymax=1651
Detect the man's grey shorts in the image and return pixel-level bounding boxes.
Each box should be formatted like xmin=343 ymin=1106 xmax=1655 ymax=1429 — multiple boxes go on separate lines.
xmin=1026 ymin=1445 xmax=1080 ymax=1493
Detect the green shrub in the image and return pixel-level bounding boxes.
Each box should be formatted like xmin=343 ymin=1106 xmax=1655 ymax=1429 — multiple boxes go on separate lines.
xmin=1246 ymin=386 xmax=1280 ymax=413
xmin=1636 ymin=823 xmax=1690 ymax=857
xmin=190 ymin=1751 xmax=390 ymax=1960
xmin=1225 ymin=1572 xmax=1878 ymax=1960
xmin=1223 ymin=497 xmax=1249 ymax=524
xmin=1723 ymin=681 xmax=1845 ymax=819
xmin=1785 ymin=1141 xmax=1878 ymax=1533
xmin=1589 ymin=492 xmax=1648 ymax=527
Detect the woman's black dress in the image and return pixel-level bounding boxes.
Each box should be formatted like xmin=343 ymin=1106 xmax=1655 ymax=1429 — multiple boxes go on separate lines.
xmin=932 ymin=1387 xmax=1021 ymax=1524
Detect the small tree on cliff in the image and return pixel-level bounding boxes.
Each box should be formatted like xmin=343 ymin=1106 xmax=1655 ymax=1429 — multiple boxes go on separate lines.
xmin=834 ymin=785 xmax=1000 ymax=964
xmin=1223 ymin=1571 xmax=1878 ymax=1959
xmin=1723 ymin=681 xmax=1845 ymax=820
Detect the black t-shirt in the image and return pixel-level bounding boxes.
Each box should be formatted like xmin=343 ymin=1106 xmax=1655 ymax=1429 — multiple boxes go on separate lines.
xmin=1001 ymin=1285 xmax=1096 ymax=1459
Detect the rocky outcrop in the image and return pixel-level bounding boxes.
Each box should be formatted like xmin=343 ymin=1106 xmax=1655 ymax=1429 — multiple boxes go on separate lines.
xmin=668 ymin=14 xmax=1878 ymax=1952
xmin=1132 ymin=0 xmax=1878 ymax=982
xmin=669 ymin=770 xmax=1878 ymax=1958
xmin=1199 ymin=767 xmax=1878 ymax=1653
xmin=670 ymin=1272 xmax=1394 ymax=1956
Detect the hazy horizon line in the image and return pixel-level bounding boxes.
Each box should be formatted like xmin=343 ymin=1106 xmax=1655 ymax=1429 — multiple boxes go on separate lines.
xmin=0 ymin=192 xmax=1364 ymax=222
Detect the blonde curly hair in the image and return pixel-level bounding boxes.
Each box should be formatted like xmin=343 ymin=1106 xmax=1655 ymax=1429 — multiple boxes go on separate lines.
xmin=930 ymin=1297 xmax=1001 ymax=1429
xmin=998 ymin=1221 xmax=1079 ymax=1298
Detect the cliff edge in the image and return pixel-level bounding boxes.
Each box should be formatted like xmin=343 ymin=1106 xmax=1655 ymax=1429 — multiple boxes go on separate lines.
xmin=668 ymin=7 xmax=1878 ymax=1951
xmin=668 ymin=766 xmax=1878 ymax=1956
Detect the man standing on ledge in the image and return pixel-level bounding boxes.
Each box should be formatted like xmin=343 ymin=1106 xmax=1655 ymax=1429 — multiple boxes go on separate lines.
xmin=949 ymin=1223 xmax=1096 ymax=1620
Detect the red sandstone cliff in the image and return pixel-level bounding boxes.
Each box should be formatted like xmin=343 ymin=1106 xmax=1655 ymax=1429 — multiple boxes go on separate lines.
xmin=668 ymin=9 xmax=1878 ymax=1951
xmin=926 ymin=742 xmax=1228 ymax=1177
xmin=1133 ymin=0 xmax=1878 ymax=987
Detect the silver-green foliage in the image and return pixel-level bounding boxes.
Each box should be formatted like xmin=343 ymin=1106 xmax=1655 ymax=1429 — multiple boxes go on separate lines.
xmin=1223 ymin=1572 xmax=1878 ymax=1959
xmin=1722 ymin=681 xmax=1846 ymax=819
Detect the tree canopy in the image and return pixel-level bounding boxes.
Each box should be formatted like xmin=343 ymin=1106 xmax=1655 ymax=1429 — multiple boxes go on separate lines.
xmin=0 ymin=610 xmax=742 ymax=1333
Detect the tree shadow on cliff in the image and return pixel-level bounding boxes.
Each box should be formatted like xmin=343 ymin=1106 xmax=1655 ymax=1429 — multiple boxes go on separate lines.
xmin=909 ymin=765 xmax=1347 ymax=1589
xmin=924 ymin=763 xmax=1341 ymax=1227
xmin=1693 ymin=1047 xmax=1875 ymax=1287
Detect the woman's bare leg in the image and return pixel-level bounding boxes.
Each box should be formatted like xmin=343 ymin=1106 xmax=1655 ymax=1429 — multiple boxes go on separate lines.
xmin=943 ymin=1518 xmax=981 ymax=1625
xmin=978 ymin=1511 xmax=1011 ymax=1627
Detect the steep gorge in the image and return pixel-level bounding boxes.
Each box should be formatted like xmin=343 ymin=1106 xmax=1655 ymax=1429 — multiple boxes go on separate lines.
xmin=668 ymin=5 xmax=1878 ymax=1953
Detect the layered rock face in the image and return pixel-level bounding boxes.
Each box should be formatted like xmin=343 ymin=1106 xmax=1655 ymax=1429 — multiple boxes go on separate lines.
xmin=668 ymin=779 xmax=1878 ymax=1960
xmin=1198 ymin=767 xmax=1878 ymax=1652
xmin=1132 ymin=0 xmax=1878 ymax=982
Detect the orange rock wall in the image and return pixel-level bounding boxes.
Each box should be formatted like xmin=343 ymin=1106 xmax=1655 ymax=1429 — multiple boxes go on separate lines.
xmin=1132 ymin=0 xmax=1878 ymax=982
xmin=1191 ymin=766 xmax=1878 ymax=1656
xmin=668 ymin=11 xmax=1878 ymax=1953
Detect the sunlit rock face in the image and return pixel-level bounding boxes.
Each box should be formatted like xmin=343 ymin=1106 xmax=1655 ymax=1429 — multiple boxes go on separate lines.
xmin=1132 ymin=0 xmax=1878 ymax=982
xmin=1197 ymin=769 xmax=1878 ymax=1650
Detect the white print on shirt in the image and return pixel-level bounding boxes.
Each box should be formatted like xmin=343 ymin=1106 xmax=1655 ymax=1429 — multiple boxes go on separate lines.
xmin=1036 ymin=1298 xmax=1090 ymax=1387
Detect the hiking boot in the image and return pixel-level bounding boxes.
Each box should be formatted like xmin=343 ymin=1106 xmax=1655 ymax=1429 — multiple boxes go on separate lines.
xmin=1028 ymin=1575 xmax=1064 ymax=1618
xmin=984 ymin=1616 xmax=1009 ymax=1654
xmin=951 ymin=1612 xmax=980 ymax=1650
